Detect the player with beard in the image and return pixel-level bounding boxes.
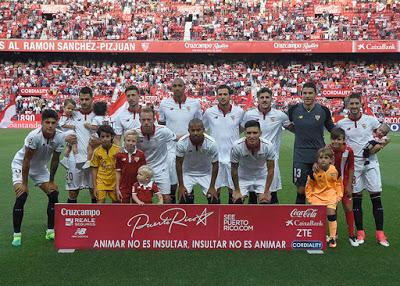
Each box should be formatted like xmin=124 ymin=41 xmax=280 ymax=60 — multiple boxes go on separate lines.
xmin=337 ymin=93 xmax=390 ymax=247
xmin=136 ymin=107 xmax=176 ymax=203
xmin=176 ymin=119 xmax=219 ymax=204
xmin=203 ymin=85 xmax=244 ymax=204
xmin=64 ymin=87 xmax=98 ymax=204
xmin=114 ymin=85 xmax=142 ymax=145
xmin=287 ymin=82 xmax=335 ymax=204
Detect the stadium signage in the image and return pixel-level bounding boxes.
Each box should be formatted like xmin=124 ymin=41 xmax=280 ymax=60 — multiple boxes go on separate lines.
xmin=354 ymin=41 xmax=398 ymax=53
xmin=322 ymin=88 xmax=352 ymax=98
xmin=314 ymin=5 xmax=342 ymax=14
xmin=1 ymin=40 xmax=399 ymax=54
xmin=19 ymin=88 xmax=49 ymax=96
xmin=55 ymin=204 xmax=326 ymax=250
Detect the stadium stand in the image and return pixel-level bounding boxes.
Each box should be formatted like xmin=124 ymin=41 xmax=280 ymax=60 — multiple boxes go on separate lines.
xmin=1 ymin=59 xmax=399 ymax=116
xmin=0 ymin=0 xmax=398 ymax=41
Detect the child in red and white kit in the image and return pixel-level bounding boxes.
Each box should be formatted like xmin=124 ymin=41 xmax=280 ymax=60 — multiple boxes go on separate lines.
xmin=132 ymin=165 xmax=163 ymax=205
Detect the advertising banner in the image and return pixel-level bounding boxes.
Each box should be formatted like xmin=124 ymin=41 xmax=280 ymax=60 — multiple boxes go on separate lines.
xmin=353 ymin=41 xmax=398 ymax=53
xmin=19 ymin=88 xmax=49 ymax=96
xmin=0 ymin=39 xmax=357 ymax=53
xmin=55 ymin=204 xmax=327 ymax=250
xmin=314 ymin=5 xmax=342 ymax=14
xmin=321 ymin=88 xmax=352 ymax=98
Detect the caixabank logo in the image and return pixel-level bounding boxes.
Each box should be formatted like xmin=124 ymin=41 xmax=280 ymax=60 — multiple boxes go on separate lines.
xmin=291 ymin=240 xmax=323 ymax=250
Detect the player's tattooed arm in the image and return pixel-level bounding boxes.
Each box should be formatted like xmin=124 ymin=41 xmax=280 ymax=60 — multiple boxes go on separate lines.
xmin=49 ymin=151 xmax=61 ymax=182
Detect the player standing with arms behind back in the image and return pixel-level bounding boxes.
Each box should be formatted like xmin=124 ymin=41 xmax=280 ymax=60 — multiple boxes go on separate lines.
xmin=242 ymin=87 xmax=290 ymax=204
xmin=203 ymin=84 xmax=244 ymax=204
xmin=287 ymin=82 xmax=335 ymax=204
xmin=158 ymin=78 xmax=202 ymax=203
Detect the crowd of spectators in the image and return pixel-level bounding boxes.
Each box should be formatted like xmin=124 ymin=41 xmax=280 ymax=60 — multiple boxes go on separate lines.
xmin=0 ymin=0 xmax=399 ymax=41
xmin=1 ymin=58 xmax=398 ymax=117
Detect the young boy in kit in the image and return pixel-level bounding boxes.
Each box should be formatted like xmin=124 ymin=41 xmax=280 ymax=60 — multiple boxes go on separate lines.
xmin=115 ymin=130 xmax=147 ymax=203
xmin=90 ymin=125 xmax=120 ymax=203
xmin=329 ymin=127 xmax=358 ymax=247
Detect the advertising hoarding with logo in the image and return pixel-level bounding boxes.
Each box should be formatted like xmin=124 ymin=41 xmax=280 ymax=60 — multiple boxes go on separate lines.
xmin=55 ymin=204 xmax=327 ymax=250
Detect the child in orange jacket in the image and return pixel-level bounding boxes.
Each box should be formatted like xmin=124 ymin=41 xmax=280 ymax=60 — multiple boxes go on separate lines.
xmin=306 ymin=147 xmax=344 ymax=248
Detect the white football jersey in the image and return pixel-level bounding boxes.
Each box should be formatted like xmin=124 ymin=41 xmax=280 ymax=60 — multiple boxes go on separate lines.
xmin=176 ymin=133 xmax=219 ymax=176
xmin=113 ymin=106 xmax=141 ymax=136
xmin=230 ymin=137 xmax=275 ymax=180
xmin=158 ymin=97 xmax=202 ymax=138
xmin=91 ymin=115 xmax=113 ymax=127
xmin=203 ymin=105 xmax=244 ymax=163
xmin=135 ymin=125 xmax=176 ymax=176
xmin=71 ymin=110 xmax=95 ymax=163
xmin=12 ymin=128 xmax=65 ymax=168
xmin=242 ymin=107 xmax=289 ymax=157
xmin=337 ymin=114 xmax=381 ymax=159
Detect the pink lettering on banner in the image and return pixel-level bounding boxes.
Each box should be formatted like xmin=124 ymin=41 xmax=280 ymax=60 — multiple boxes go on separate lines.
xmin=55 ymin=204 xmax=327 ymax=250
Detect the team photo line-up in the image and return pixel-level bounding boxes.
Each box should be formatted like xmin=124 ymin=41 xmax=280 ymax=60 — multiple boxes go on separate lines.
xmin=11 ymin=79 xmax=390 ymax=249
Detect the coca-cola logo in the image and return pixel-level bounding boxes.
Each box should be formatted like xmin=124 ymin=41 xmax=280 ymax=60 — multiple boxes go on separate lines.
xmin=290 ymin=208 xmax=318 ymax=218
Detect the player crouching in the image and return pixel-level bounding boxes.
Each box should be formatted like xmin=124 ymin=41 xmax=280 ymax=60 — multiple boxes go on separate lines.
xmin=11 ymin=109 xmax=64 ymax=246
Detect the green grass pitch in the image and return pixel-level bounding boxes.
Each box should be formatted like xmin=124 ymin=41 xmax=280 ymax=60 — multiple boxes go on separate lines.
xmin=0 ymin=129 xmax=398 ymax=285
